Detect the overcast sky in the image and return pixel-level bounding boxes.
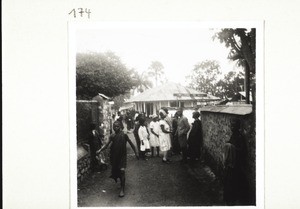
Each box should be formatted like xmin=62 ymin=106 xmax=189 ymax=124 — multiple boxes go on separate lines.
xmin=75 ymin=22 xmax=241 ymax=86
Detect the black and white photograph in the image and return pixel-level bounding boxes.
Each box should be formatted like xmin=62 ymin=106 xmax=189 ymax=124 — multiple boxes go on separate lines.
xmin=69 ymin=22 xmax=263 ymax=208
xmin=5 ymin=0 xmax=300 ymax=208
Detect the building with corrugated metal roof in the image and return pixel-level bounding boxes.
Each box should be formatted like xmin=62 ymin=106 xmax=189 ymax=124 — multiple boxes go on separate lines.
xmin=125 ymin=82 xmax=220 ymax=116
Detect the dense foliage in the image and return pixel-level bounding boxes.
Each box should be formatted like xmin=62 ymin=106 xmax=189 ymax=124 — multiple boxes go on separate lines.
xmin=216 ymin=71 xmax=245 ymax=99
xmin=186 ymin=60 xmax=245 ymax=99
xmin=213 ymin=28 xmax=256 ymax=103
xmin=186 ymin=60 xmax=221 ymax=96
xmin=76 ymin=52 xmax=136 ymax=100
xmin=213 ymin=28 xmax=256 ymax=75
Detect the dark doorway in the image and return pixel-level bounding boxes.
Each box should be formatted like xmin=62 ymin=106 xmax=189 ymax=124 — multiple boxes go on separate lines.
xmin=146 ymin=103 xmax=153 ymax=117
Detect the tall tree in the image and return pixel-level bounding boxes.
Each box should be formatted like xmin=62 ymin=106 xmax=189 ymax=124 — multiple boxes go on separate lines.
xmin=131 ymin=70 xmax=153 ymax=93
xmin=213 ymin=28 xmax=256 ymax=104
xmin=147 ymin=61 xmax=166 ymax=87
xmin=215 ymin=71 xmax=245 ymax=99
xmin=112 ymin=70 xmax=153 ymax=111
xmin=76 ymin=52 xmax=136 ymax=99
xmin=113 ymin=93 xmax=131 ymax=111
xmin=186 ymin=60 xmax=221 ymax=96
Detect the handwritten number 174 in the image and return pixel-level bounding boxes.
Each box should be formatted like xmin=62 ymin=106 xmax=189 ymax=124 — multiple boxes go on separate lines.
xmin=69 ymin=8 xmax=91 ymax=18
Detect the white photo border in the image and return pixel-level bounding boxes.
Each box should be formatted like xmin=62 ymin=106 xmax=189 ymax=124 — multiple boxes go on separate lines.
xmin=69 ymin=21 xmax=264 ymax=209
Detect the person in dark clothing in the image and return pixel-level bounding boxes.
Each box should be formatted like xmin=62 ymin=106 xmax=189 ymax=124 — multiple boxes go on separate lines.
xmin=88 ymin=123 xmax=104 ymax=172
xmin=223 ymin=120 xmax=249 ymax=205
xmin=176 ymin=107 xmax=190 ymax=163
xmin=125 ymin=112 xmax=133 ymax=130
xmin=171 ymin=111 xmax=181 ymax=155
xmin=115 ymin=111 xmax=124 ymax=130
xmin=223 ymin=141 xmax=237 ymax=205
xmin=187 ymin=111 xmax=203 ymax=161
xmin=97 ymin=121 xmax=139 ymax=197
xmin=125 ymin=110 xmax=135 ymax=130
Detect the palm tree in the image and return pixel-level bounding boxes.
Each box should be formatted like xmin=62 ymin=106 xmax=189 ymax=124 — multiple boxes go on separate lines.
xmin=147 ymin=61 xmax=165 ymax=87
xmin=131 ymin=70 xmax=153 ymax=94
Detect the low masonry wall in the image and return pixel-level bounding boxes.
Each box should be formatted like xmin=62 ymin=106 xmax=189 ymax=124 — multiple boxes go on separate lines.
xmin=77 ymin=145 xmax=91 ymax=183
xmin=76 ymin=95 xmax=112 ymax=183
xmin=76 ymin=100 xmax=99 ymax=144
xmin=201 ymin=105 xmax=256 ymax=204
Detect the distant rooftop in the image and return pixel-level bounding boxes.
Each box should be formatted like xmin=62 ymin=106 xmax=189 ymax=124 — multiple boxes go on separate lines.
xmin=126 ymin=82 xmax=220 ymax=103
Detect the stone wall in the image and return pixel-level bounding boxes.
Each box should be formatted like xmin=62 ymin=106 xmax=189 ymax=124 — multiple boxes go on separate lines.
xmin=91 ymin=95 xmax=112 ymax=144
xmin=77 ymin=145 xmax=91 ymax=183
xmin=76 ymin=97 xmax=112 ymax=144
xmin=76 ymin=95 xmax=112 ymax=182
xmin=201 ymin=105 xmax=256 ymax=204
xmin=76 ymin=100 xmax=98 ymax=143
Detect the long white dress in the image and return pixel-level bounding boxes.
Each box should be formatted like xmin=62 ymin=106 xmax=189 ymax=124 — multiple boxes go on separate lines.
xmin=158 ymin=119 xmax=171 ymax=152
xmin=138 ymin=125 xmax=150 ymax=151
xmin=149 ymin=121 xmax=160 ymax=147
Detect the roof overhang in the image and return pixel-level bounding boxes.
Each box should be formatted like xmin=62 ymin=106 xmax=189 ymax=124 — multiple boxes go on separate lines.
xmin=201 ymin=104 xmax=252 ymax=115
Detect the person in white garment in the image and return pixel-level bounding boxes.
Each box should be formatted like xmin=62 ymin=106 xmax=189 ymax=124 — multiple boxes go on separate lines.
xmin=158 ymin=109 xmax=172 ymax=163
xmin=149 ymin=114 xmax=160 ymax=157
xmin=138 ymin=116 xmax=150 ymax=160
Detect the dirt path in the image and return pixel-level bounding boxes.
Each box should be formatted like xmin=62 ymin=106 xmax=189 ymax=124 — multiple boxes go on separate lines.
xmin=77 ymin=132 xmax=223 ymax=207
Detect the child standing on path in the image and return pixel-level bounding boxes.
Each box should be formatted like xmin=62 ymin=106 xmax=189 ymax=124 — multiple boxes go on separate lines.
xmin=133 ymin=113 xmax=143 ymax=157
xmin=149 ymin=114 xmax=160 ymax=157
xmin=138 ymin=116 xmax=151 ymax=160
xmin=97 ymin=121 xmax=139 ymax=197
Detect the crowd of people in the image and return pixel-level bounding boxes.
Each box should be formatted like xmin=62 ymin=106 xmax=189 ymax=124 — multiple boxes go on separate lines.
xmin=131 ymin=107 xmax=204 ymax=164
xmin=87 ymin=107 xmax=250 ymax=204
xmin=91 ymin=107 xmax=204 ymax=197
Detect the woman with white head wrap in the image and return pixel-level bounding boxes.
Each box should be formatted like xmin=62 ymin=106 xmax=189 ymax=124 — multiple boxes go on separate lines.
xmin=158 ymin=109 xmax=172 ymax=163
